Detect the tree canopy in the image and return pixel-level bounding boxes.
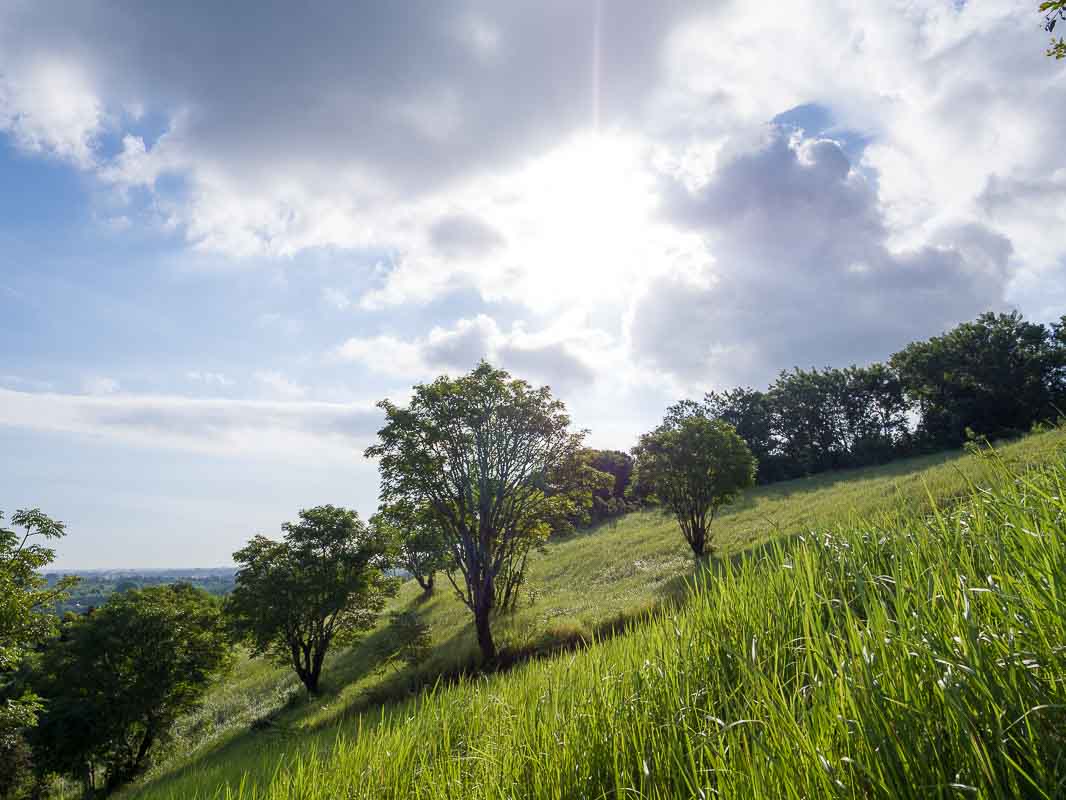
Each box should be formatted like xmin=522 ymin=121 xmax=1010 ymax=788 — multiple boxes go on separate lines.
xmin=226 ymin=505 xmax=396 ymax=695
xmin=371 ymin=502 xmax=448 ymax=594
xmin=30 ymin=584 xmax=231 ymax=796
xmin=633 ymin=408 xmax=756 ymax=559
xmin=890 ymin=311 xmax=1065 ymax=446
xmin=365 ymin=362 xmax=594 ymax=662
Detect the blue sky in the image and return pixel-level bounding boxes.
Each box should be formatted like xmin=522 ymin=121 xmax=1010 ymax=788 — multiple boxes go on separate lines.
xmin=2 ymin=1 xmax=1064 ymax=568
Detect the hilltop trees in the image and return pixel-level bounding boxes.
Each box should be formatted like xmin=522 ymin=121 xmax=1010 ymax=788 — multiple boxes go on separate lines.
xmin=697 ymin=313 xmax=1066 ymax=484
xmin=30 ymin=584 xmax=231 ymax=796
xmin=633 ymin=407 xmax=756 ymax=559
xmin=365 ymin=362 xmax=592 ymax=663
xmin=890 ymin=311 xmax=1065 ymax=447
xmin=226 ymin=506 xmax=396 ymax=695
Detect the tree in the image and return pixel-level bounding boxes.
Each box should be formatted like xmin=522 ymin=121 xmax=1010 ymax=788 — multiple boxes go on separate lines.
xmin=585 ymin=449 xmax=636 ymax=522
xmin=494 ymin=446 xmax=612 ymax=613
xmin=29 ymin=584 xmax=231 ymax=796
xmin=226 ymin=506 xmax=396 ymax=695
xmin=702 ymin=387 xmax=782 ymax=482
xmin=633 ymin=407 xmax=756 ymax=559
xmin=0 ymin=509 xmax=75 ymax=796
xmin=365 ymin=362 xmax=590 ymax=663
xmin=767 ymin=368 xmax=853 ymax=476
xmin=371 ymin=502 xmax=447 ymax=594
xmin=1043 ymin=2 xmax=1066 ymax=58
xmin=838 ymin=364 xmax=910 ymax=465
xmin=890 ymin=311 xmax=1064 ymax=447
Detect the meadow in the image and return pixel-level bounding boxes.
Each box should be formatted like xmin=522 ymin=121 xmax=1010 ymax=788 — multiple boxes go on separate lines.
xmin=124 ymin=428 xmax=1066 ymax=799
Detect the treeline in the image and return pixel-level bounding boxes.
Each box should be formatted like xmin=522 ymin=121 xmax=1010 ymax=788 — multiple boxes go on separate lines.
xmin=703 ymin=312 xmax=1066 ymax=483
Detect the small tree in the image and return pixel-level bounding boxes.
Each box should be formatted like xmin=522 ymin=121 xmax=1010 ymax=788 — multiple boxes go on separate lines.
xmin=633 ymin=407 xmax=756 ymax=559
xmin=371 ymin=502 xmax=447 ymax=594
xmin=226 ymin=506 xmax=396 ymax=695
xmin=29 ymin=584 xmax=231 ymax=796
xmin=365 ymin=362 xmax=590 ymax=663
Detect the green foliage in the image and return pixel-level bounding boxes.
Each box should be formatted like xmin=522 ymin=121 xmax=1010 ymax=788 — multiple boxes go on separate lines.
xmin=226 ymin=506 xmax=397 ymax=695
xmin=1042 ymin=1 xmax=1066 ymax=57
xmin=701 ymin=311 xmax=1066 ymax=484
xmin=0 ymin=509 xmax=74 ymax=676
xmin=890 ymin=311 xmax=1065 ymax=445
xmin=30 ymin=584 xmax=231 ymax=796
xmin=584 ymin=449 xmax=639 ymax=522
xmin=115 ymin=430 xmax=1066 ymax=798
xmin=125 ymin=435 xmax=1066 ymax=800
xmin=365 ymin=361 xmax=590 ymax=662
xmin=371 ymin=503 xmax=447 ymax=594
xmin=633 ymin=406 xmax=756 ymax=558
xmin=0 ymin=508 xmax=74 ymax=796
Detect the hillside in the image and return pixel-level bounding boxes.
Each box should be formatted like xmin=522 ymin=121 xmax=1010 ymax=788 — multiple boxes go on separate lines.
xmin=124 ymin=429 xmax=1066 ymax=799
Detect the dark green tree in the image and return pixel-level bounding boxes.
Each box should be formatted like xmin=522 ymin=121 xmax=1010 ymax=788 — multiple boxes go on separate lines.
xmin=226 ymin=506 xmax=396 ymax=695
xmin=371 ymin=502 xmax=447 ymax=594
xmin=584 ymin=449 xmax=636 ymax=522
xmin=633 ymin=407 xmax=756 ymax=559
xmin=838 ymin=364 xmax=910 ymax=465
xmin=30 ymin=584 xmax=231 ymax=796
xmin=766 ymin=368 xmax=853 ymax=476
xmin=365 ymin=362 xmax=590 ymax=663
xmin=702 ymin=387 xmax=781 ymax=482
xmin=890 ymin=311 xmax=1064 ymax=447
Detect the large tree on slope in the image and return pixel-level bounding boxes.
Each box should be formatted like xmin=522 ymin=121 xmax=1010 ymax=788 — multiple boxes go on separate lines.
xmin=365 ymin=362 xmax=590 ymax=663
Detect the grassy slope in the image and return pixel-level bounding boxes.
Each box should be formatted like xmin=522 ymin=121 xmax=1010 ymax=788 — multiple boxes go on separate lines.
xmin=126 ymin=429 xmax=1066 ymax=799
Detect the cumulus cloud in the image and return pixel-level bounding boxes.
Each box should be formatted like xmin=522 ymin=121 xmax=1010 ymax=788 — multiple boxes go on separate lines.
xmin=2 ymin=0 xmax=1065 ymax=401
xmin=0 ymin=57 xmax=103 ymax=168
xmin=632 ymin=130 xmax=1013 ymax=387
xmin=0 ymin=0 xmax=700 ymax=255
xmin=335 ymin=314 xmax=598 ymax=392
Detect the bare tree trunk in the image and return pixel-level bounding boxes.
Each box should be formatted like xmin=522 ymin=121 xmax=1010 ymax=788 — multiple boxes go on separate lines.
xmin=414 ymin=573 xmax=434 ymax=593
xmin=473 ymin=578 xmax=496 ymax=664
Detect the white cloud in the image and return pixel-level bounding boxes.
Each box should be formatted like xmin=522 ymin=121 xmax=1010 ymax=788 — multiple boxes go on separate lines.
xmin=256 ymin=312 xmax=304 ymax=336
xmin=2 ymin=0 xmax=1065 ymax=398
xmin=82 ymin=376 xmax=120 ymax=395
xmin=0 ymin=388 xmax=379 ymax=459
xmin=334 ymin=335 xmax=427 ymax=379
xmin=254 ymin=370 xmax=308 ymax=400
xmin=0 ymin=57 xmax=103 ymax=168
xmin=321 ymin=287 xmax=352 ymax=310
xmin=0 ymin=374 xmax=54 ymax=392
xmin=185 ymin=370 xmax=233 ymax=387
xmin=335 ymin=314 xmax=600 ymax=392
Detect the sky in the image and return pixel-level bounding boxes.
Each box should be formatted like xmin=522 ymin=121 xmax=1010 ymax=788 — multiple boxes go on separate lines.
xmin=2 ymin=1 xmax=1065 ymax=569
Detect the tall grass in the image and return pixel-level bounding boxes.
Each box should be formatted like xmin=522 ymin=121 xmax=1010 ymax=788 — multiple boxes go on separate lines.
xmin=140 ymin=441 xmax=1066 ymax=799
